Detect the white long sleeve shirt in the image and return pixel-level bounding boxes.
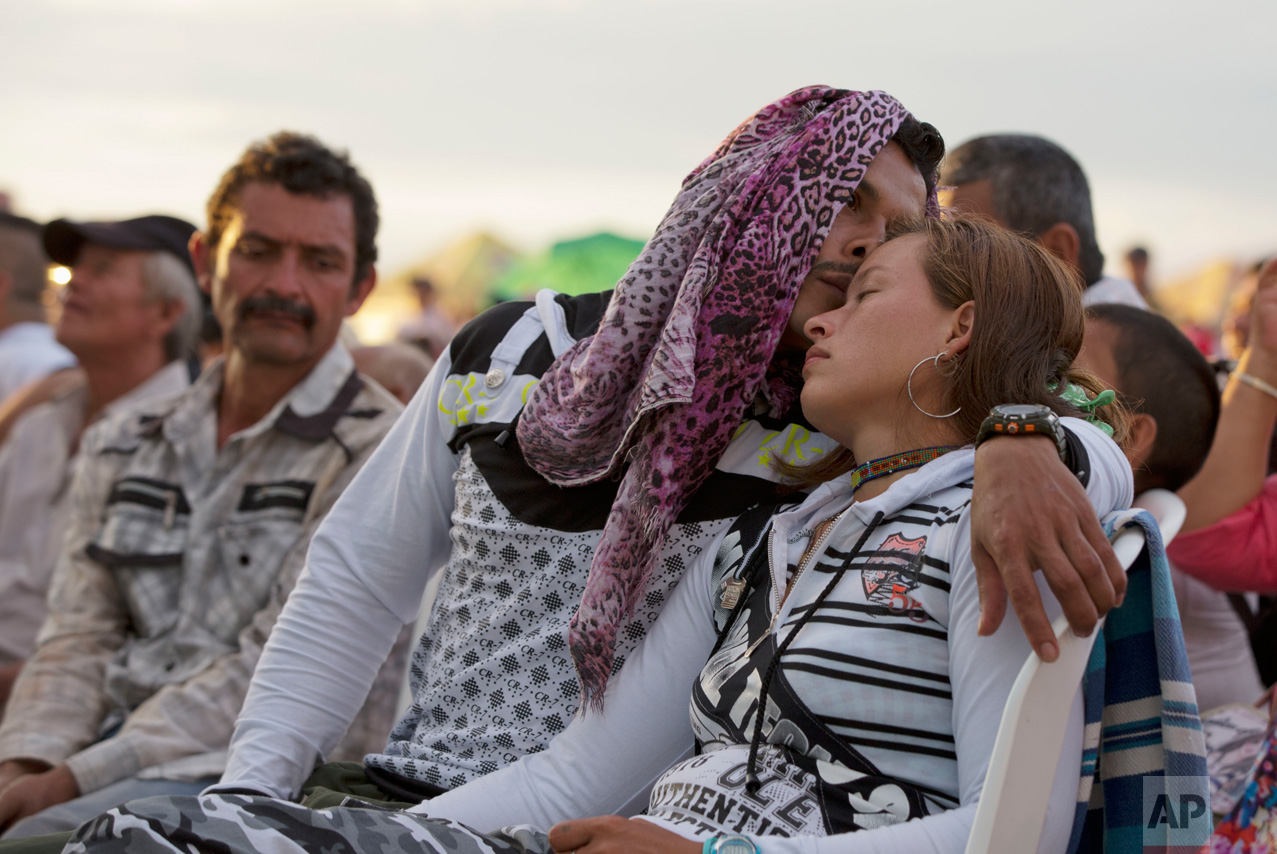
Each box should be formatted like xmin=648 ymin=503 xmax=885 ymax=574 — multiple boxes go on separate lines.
xmin=220 ymin=294 xmax=839 ymax=798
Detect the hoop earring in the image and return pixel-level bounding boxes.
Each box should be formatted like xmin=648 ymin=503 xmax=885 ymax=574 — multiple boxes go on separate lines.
xmin=908 ymin=353 xmax=961 ymax=419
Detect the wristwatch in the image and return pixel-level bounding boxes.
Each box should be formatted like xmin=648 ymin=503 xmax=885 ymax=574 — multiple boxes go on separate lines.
xmin=703 ymin=835 xmax=760 ymax=854
xmin=974 ymin=404 xmax=1068 ymax=463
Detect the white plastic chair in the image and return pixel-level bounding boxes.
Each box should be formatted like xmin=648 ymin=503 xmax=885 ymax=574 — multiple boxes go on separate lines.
xmin=964 ymin=489 xmax=1187 ymax=854
xmin=1132 ymin=488 xmax=1187 ymax=544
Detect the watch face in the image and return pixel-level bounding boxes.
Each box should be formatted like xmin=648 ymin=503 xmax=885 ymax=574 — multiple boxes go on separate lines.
xmin=996 ymin=404 xmax=1049 ymax=418
xmin=713 ymin=836 xmax=759 ymax=854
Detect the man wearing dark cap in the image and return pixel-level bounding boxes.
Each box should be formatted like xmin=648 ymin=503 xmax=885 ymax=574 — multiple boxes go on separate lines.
xmin=0 ymin=213 xmax=74 ymax=402
xmin=0 ymin=132 xmax=406 ymax=840
xmin=41 ymin=214 xmax=203 ymax=398
xmin=0 ymin=214 xmax=200 ymax=707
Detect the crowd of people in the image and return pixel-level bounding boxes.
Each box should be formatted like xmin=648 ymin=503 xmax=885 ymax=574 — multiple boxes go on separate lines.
xmin=0 ymin=84 xmax=1269 ymax=853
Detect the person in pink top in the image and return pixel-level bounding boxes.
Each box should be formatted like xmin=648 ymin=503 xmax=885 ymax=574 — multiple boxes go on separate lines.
xmin=1169 ymin=257 xmax=1277 ymax=589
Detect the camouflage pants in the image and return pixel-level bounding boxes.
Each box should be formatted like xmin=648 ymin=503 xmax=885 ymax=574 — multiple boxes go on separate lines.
xmin=62 ymin=793 xmax=554 ymax=854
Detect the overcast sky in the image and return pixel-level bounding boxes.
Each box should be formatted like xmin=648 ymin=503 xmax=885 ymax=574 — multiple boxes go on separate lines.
xmin=3 ymin=0 xmax=1275 ymax=283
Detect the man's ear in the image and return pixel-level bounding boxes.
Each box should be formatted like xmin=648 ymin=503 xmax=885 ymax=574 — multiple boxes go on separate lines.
xmin=188 ymin=231 xmax=213 ymax=296
xmin=1124 ymin=412 xmax=1159 ymax=482
xmin=151 ymin=295 xmax=185 ymax=343
xmin=345 ymin=266 xmax=377 ymax=317
xmin=1039 ymin=223 xmax=1081 ymax=273
xmin=945 ymin=300 xmax=975 ymax=359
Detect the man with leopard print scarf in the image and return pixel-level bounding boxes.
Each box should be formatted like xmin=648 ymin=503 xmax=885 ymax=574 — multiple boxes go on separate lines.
xmin=74 ymin=87 xmax=1128 ymax=831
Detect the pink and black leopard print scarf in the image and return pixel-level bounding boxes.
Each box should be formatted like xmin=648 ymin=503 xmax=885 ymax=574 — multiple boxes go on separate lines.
xmin=516 ymin=85 xmax=936 ymax=708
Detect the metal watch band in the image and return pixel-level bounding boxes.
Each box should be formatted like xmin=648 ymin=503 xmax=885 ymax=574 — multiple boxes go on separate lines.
xmin=703 ymin=835 xmax=761 ymax=854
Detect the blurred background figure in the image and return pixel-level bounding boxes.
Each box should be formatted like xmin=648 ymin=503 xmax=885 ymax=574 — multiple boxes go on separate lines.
xmin=1078 ymin=303 xmax=1263 ymax=710
xmin=1221 ymin=258 xmax=1273 ymax=361
xmin=0 ymin=214 xmax=75 ymax=402
xmin=1125 ymin=246 xmax=1151 ymax=297
xmin=1124 ymin=245 xmax=1163 ymax=313
xmin=0 ymin=214 xmax=199 ymax=707
xmin=352 ymin=343 xmax=433 ymax=405
xmin=942 ymin=133 xmax=1148 ymax=309
xmin=396 ymin=274 xmax=456 ymax=360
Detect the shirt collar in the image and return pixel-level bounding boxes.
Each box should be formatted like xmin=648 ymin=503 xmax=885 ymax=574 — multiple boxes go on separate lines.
xmin=163 ymin=344 xmax=360 ymax=444
xmin=104 ymin=360 xmax=191 ymax=419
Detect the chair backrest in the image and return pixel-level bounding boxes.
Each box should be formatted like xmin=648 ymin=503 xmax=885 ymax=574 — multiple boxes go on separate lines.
xmin=1132 ymin=488 xmax=1186 ymax=545
xmin=964 ymin=490 xmax=1182 ymax=854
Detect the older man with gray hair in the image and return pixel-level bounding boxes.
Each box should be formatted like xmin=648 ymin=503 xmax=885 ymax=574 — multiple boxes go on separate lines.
xmin=0 ymin=215 xmax=201 ymax=705
xmin=942 ymin=133 xmax=1147 ymax=308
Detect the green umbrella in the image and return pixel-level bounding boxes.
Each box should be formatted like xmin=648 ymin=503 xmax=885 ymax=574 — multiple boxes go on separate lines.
xmin=490 ymin=232 xmax=646 ymax=301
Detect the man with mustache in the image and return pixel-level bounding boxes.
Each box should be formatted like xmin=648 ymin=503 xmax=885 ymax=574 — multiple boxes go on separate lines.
xmin=0 ymin=132 xmax=405 ymax=837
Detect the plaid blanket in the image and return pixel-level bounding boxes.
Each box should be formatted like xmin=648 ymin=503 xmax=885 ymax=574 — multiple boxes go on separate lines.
xmin=1069 ymin=508 xmax=1211 ymax=852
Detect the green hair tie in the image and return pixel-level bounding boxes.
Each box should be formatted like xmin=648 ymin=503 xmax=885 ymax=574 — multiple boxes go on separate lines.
xmin=1057 ymin=383 xmax=1117 ymax=436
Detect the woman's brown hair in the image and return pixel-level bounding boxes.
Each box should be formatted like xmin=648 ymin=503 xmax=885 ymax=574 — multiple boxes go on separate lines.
xmin=783 ymin=215 xmax=1129 ymax=486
